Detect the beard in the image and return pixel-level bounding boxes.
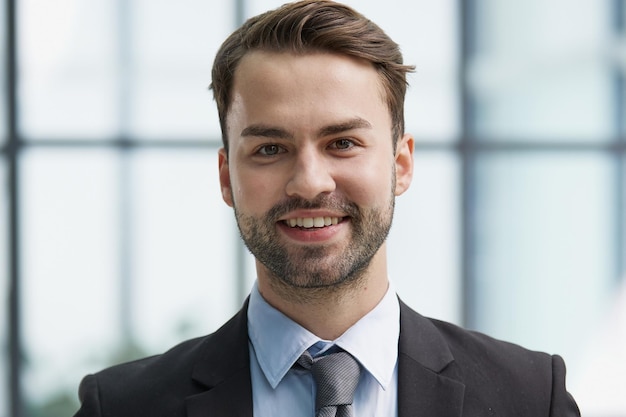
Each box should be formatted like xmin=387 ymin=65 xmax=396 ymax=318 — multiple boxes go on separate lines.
xmin=233 ymin=189 xmax=395 ymax=291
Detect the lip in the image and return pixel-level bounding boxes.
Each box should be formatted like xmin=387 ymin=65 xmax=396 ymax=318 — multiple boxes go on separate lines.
xmin=276 ymin=214 xmax=349 ymax=243
xmin=278 ymin=210 xmax=347 ymax=221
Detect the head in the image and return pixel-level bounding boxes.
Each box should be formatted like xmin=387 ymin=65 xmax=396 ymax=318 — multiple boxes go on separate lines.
xmin=213 ymin=2 xmax=415 ymax=300
xmin=210 ymin=0 xmax=414 ymax=154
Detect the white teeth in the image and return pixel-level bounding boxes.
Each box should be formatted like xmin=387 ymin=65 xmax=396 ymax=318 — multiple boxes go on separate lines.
xmin=285 ymin=216 xmax=341 ymax=228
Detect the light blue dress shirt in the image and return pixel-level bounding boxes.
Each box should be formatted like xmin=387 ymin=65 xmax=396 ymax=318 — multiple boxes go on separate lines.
xmin=247 ymin=282 xmax=400 ymax=417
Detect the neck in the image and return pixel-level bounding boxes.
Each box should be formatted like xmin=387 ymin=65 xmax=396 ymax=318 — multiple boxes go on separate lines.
xmin=256 ymin=247 xmax=389 ymax=340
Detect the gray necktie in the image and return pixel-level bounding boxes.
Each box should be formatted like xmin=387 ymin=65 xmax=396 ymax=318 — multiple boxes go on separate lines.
xmin=296 ymin=350 xmax=361 ymax=417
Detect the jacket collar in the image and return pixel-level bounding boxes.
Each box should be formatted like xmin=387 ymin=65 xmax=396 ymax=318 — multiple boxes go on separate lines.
xmin=186 ymin=299 xmax=253 ymax=417
xmin=397 ymin=299 xmax=465 ymax=417
xmin=184 ymin=298 xmax=465 ymax=417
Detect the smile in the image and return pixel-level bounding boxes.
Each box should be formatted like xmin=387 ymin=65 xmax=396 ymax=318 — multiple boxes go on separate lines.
xmin=284 ymin=217 xmax=343 ymax=229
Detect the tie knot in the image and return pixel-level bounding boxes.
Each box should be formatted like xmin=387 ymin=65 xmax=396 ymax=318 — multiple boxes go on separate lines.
xmin=297 ymin=350 xmax=361 ymax=415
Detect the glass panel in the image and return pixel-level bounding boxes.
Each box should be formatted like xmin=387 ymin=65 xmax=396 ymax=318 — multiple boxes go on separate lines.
xmin=575 ymin=274 xmax=626 ymax=416
xmin=360 ymin=0 xmax=459 ymax=142
xmin=18 ymin=0 xmax=117 ymax=140
xmin=472 ymin=153 xmax=616 ymax=410
xmin=20 ymin=149 xmax=120 ymax=417
xmin=129 ymin=1 xmax=233 ymax=140
xmin=19 ymin=0 xmax=234 ymax=142
xmin=248 ymin=0 xmax=459 ymax=142
xmin=129 ymin=150 xmax=238 ymax=353
xmin=388 ymin=151 xmax=461 ymax=323
xmin=472 ymin=0 xmax=613 ymax=141
xmin=20 ymin=148 xmax=241 ymax=417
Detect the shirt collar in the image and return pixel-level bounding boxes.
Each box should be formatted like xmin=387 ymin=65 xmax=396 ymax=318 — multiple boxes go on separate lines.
xmin=247 ymin=281 xmax=400 ymax=390
xmin=333 ymin=283 xmax=399 ymax=389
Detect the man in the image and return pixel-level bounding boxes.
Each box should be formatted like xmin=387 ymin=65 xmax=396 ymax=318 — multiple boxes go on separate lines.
xmin=74 ymin=1 xmax=580 ymax=416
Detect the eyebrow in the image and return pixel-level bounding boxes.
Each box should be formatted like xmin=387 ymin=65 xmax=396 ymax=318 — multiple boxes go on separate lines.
xmin=240 ymin=117 xmax=372 ymax=140
xmin=240 ymin=125 xmax=292 ymax=139
xmin=317 ymin=117 xmax=372 ymax=137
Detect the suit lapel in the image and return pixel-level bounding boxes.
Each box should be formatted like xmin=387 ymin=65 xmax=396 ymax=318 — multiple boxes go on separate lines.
xmin=398 ymin=300 xmax=465 ymax=417
xmin=185 ymin=300 xmax=253 ymax=417
xmin=182 ymin=298 xmax=466 ymax=417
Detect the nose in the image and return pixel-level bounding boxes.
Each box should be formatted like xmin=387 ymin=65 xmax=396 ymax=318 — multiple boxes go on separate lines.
xmin=285 ymin=148 xmax=336 ymax=200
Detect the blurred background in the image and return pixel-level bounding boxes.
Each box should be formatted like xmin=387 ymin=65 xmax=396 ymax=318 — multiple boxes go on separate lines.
xmin=1 ymin=0 xmax=625 ymax=416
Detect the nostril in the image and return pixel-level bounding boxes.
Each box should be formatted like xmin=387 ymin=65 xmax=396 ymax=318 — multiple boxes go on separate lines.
xmin=285 ymin=168 xmax=336 ymax=199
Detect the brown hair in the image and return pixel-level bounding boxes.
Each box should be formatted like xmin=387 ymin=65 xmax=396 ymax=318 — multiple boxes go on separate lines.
xmin=210 ymin=0 xmax=415 ymax=152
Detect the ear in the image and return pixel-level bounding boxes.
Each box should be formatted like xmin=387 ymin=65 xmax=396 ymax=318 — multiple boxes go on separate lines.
xmin=218 ymin=148 xmax=234 ymax=207
xmin=394 ymin=133 xmax=414 ymax=196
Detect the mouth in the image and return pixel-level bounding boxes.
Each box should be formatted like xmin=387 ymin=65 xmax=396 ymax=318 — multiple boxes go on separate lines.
xmin=283 ymin=216 xmax=344 ymax=229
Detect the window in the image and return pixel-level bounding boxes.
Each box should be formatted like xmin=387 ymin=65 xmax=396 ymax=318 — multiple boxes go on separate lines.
xmin=2 ymin=1 xmax=623 ymax=416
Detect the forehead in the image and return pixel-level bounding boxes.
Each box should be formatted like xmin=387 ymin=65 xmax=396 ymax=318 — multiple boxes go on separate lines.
xmin=227 ymin=51 xmax=389 ymax=131
xmin=236 ymin=49 xmax=377 ymax=79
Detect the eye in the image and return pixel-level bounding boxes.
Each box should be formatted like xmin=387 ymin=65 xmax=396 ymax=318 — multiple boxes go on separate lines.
xmin=256 ymin=144 xmax=284 ymax=156
xmin=330 ymin=138 xmax=355 ymax=150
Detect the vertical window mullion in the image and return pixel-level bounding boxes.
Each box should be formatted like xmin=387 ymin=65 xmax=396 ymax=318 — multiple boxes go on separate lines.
xmin=612 ymin=0 xmax=625 ymax=284
xmin=234 ymin=0 xmax=249 ymax=304
xmin=115 ymin=0 xmax=134 ymax=349
xmin=459 ymin=0 xmax=477 ymax=329
xmin=5 ymin=0 xmax=23 ymax=414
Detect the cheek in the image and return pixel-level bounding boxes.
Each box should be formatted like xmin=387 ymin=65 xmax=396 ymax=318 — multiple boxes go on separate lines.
xmin=340 ymin=160 xmax=394 ymax=206
xmin=231 ymin=167 xmax=284 ymax=212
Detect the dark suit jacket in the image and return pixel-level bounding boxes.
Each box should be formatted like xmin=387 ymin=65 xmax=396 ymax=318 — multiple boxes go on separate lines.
xmin=74 ymin=299 xmax=580 ymax=416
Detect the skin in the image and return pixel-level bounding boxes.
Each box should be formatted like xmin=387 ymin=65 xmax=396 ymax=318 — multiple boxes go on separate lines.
xmin=218 ymin=50 xmax=414 ymax=340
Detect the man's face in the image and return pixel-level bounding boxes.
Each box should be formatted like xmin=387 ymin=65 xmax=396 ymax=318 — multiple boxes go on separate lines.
xmin=218 ymin=51 xmax=413 ymax=289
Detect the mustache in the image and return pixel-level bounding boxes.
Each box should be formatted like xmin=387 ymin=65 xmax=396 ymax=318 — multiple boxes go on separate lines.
xmin=267 ymin=195 xmax=360 ymax=221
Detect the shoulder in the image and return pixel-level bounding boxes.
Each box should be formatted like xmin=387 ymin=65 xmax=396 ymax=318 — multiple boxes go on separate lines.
xmin=94 ymin=335 xmax=208 ymax=385
xmin=399 ymin=300 xmax=552 ymax=372
xmin=74 ymin=302 xmax=250 ymax=417
xmin=432 ymin=318 xmax=580 ymax=414
xmin=399 ymin=302 xmax=580 ymax=415
xmin=426 ymin=315 xmax=559 ymax=401
xmin=430 ymin=316 xmax=552 ymax=369
xmin=76 ymin=336 xmax=209 ymax=417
